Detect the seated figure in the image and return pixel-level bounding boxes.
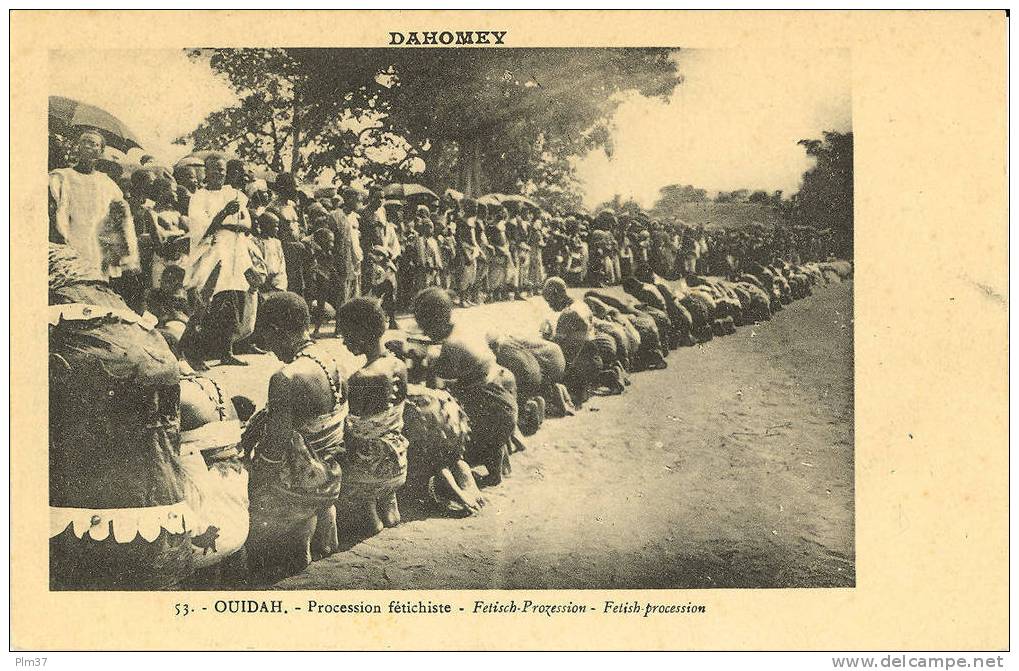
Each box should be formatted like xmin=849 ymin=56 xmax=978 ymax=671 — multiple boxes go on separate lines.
xmin=413 ymin=287 xmax=518 ymax=487
xmin=334 ymin=297 xmax=409 ymax=538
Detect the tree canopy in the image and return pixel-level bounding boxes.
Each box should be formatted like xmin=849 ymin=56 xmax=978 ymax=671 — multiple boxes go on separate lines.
xmin=790 ymin=130 xmax=853 ymax=256
xmin=179 ymin=48 xmax=682 ymax=201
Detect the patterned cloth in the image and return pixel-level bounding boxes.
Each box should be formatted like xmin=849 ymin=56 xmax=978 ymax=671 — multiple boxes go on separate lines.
xmin=341 ymin=402 xmax=409 ymax=500
xmin=404 ymin=384 xmax=471 ymax=474
xmin=454 ymin=365 xmax=518 ymax=467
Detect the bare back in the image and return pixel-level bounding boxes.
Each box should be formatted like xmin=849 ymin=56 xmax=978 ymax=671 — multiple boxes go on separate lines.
xmin=347 ymin=354 xmax=408 ymax=417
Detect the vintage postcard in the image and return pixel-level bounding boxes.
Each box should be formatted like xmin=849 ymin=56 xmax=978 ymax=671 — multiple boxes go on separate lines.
xmin=9 ymin=9 xmax=1008 ymax=652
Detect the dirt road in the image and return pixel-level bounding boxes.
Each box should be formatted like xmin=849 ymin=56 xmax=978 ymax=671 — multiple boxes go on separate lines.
xmin=211 ymin=279 xmax=854 ymax=589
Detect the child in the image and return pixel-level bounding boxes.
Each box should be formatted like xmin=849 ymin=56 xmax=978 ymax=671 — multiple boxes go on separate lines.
xmin=147 ymin=264 xmax=191 ymax=352
xmin=333 ymin=298 xmax=409 ymax=537
xmin=254 ymin=211 xmax=287 ymax=294
xmin=305 ymin=227 xmax=336 ymax=336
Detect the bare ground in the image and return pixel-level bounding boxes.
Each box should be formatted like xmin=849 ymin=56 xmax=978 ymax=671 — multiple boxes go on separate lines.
xmin=209 ymin=279 xmax=854 ymax=590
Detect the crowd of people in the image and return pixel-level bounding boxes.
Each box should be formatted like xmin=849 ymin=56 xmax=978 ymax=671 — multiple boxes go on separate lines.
xmin=49 ymin=130 xmax=841 ymax=372
xmin=48 ymin=127 xmax=853 ymax=590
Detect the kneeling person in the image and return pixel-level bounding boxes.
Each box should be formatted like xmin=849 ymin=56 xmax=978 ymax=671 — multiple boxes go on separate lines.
xmin=413 ymin=288 xmax=518 ymax=486
xmin=334 ymin=297 xmax=409 ymax=537
xmin=244 ymin=292 xmax=346 ymax=579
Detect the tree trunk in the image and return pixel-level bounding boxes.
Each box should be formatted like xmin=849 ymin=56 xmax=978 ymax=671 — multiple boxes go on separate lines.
xmin=455 ymin=135 xmax=485 ymax=197
xmin=289 ymin=101 xmax=302 ymax=175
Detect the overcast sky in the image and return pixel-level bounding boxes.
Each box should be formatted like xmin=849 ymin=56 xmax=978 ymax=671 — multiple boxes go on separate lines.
xmin=575 ymin=48 xmax=852 ymax=207
xmin=50 ymin=48 xmax=850 ymax=206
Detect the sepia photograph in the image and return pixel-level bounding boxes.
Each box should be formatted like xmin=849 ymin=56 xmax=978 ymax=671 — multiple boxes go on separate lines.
xmin=10 ymin=7 xmax=1011 ymax=656
xmin=46 ymin=45 xmax=855 ymax=592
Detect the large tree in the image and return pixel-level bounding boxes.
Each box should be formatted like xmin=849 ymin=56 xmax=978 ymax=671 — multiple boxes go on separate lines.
xmin=790 ymin=130 xmax=854 ymax=257
xmin=180 ymin=48 xmax=409 ymax=179
xmin=181 ymin=48 xmax=681 ymax=202
xmin=378 ymin=48 xmax=680 ymax=196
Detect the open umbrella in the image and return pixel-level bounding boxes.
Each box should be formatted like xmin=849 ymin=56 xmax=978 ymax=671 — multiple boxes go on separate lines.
xmin=383 ymin=183 xmax=438 ymax=201
xmin=49 ymin=95 xmax=142 ymax=153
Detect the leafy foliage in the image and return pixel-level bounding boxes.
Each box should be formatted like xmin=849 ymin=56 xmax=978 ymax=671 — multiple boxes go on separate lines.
xmin=594 ymin=194 xmax=644 ymax=216
xmin=179 ymin=48 xmax=682 ymax=202
xmin=790 ymin=131 xmax=853 ymax=256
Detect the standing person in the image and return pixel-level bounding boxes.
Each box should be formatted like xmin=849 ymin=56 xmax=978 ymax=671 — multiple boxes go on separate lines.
xmin=379 ymin=198 xmax=402 ymax=330
xmin=49 ymin=127 xmax=139 ymax=287
xmin=125 ymin=168 xmax=160 ymax=311
xmin=140 ymin=175 xmax=190 ymax=291
xmin=473 ymin=203 xmax=492 ymax=304
xmin=334 ymin=298 xmax=409 ymax=537
xmin=270 ymin=173 xmax=302 ymax=236
xmin=680 ymin=225 xmax=698 ymax=279
xmin=413 ymin=204 xmax=442 ymax=294
xmin=244 ymin=292 xmax=347 ymax=579
xmin=503 ymin=203 xmax=521 ymax=299
xmin=381 ymin=199 xmax=407 ymax=322
xmin=564 ymin=221 xmax=589 ymax=287
xmin=181 ymin=153 xmax=263 ymax=370
xmin=363 ymin=194 xmax=401 ymax=331
xmin=486 ymin=204 xmax=512 ymax=301
xmin=397 ymin=203 xmax=421 ymax=311
xmin=437 ymin=192 xmax=459 ymax=292
xmin=527 ymin=207 xmax=547 ymax=292
xmin=438 ymin=213 xmax=457 ymax=293
xmin=695 ymin=225 xmax=709 ymax=275
xmin=278 ymin=208 xmax=310 ymax=300
xmin=306 ymin=227 xmax=337 ymax=337
xmin=330 ymin=186 xmax=364 ymax=322
xmin=511 ymin=204 xmax=531 ymax=299
xmin=454 ymin=198 xmax=480 ymax=307
xmin=173 ymin=164 xmax=200 ymax=215
xmin=254 ymin=211 xmax=287 ymax=294
xmin=413 ymin=288 xmax=519 ymax=487
xmin=617 ymin=214 xmax=634 ymax=280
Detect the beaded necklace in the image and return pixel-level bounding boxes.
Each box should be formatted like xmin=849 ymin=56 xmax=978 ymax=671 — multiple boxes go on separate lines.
xmin=181 ymin=374 xmax=227 ymax=421
xmin=293 ymin=340 xmax=344 ymax=408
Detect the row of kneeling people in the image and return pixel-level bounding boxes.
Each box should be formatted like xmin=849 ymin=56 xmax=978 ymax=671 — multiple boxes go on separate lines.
xmin=48 ymin=240 xmax=852 ymax=589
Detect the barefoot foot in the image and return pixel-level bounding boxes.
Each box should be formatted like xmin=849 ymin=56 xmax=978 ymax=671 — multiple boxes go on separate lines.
xmin=379 ymin=493 xmax=401 ymax=528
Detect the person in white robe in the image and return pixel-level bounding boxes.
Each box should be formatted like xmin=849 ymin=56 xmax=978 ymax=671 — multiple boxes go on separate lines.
xmin=180 ymin=154 xmax=264 ymax=369
xmin=48 ymin=128 xmax=138 ymax=283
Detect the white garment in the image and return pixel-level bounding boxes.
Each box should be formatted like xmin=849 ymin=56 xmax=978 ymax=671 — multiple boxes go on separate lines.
xmin=373 ymin=205 xmax=400 ymax=258
xmin=345 ymin=210 xmax=364 ymax=266
xmin=185 ymin=187 xmax=260 ymax=296
xmin=187 ymin=186 xmax=250 ymax=247
xmin=256 ymin=236 xmax=288 ymax=291
xmin=48 ymin=167 xmax=136 ymax=279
